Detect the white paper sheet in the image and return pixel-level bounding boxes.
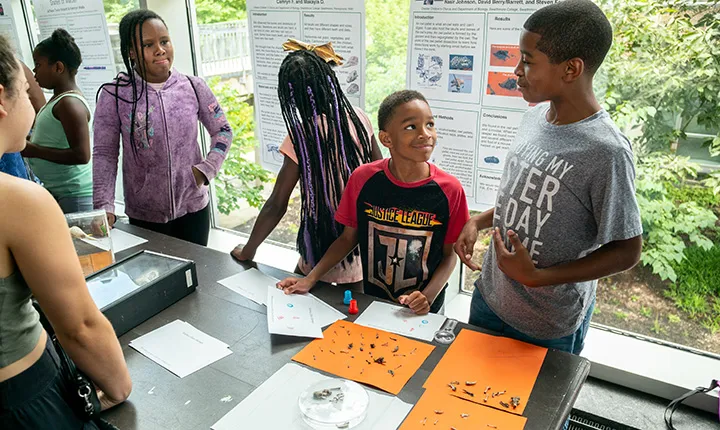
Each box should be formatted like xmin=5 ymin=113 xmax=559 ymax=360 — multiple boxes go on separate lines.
xmin=218 ymin=269 xmax=346 ymax=327
xmin=353 ymin=301 xmax=447 ymax=342
xmin=267 ymin=287 xmax=323 ymax=338
xmin=129 ymin=320 xmax=232 ymax=378
xmin=110 ymin=229 xmax=148 ymax=253
xmin=211 ymin=363 xmax=413 ymax=430
xmin=218 ymin=268 xmax=278 ymax=306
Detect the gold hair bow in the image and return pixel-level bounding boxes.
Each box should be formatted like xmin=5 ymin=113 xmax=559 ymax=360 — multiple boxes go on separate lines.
xmin=282 ymin=39 xmax=344 ymax=66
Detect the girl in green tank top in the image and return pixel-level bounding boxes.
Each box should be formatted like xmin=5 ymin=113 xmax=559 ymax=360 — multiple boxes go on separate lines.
xmin=22 ymin=29 xmax=92 ymax=214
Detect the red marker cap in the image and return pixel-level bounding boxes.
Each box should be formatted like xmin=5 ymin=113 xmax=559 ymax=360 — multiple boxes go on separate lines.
xmin=348 ymin=299 xmax=359 ymax=315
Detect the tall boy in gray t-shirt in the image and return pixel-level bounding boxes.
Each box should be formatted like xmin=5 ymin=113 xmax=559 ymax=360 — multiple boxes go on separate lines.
xmin=455 ymin=0 xmax=643 ymax=354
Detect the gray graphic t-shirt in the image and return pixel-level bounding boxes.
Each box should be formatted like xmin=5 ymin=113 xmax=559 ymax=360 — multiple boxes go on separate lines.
xmin=477 ymin=103 xmax=643 ymax=339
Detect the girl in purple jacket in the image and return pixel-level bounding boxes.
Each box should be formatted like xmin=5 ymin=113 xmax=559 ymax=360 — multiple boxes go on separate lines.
xmin=93 ymin=9 xmax=232 ymax=246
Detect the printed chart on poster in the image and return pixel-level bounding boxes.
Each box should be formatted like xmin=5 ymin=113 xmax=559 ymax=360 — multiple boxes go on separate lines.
xmin=34 ymin=0 xmax=117 ymax=112
xmin=247 ymin=0 xmax=366 ymax=172
xmin=0 ymin=1 xmax=23 ymax=60
xmin=407 ymin=0 xmax=557 ymax=211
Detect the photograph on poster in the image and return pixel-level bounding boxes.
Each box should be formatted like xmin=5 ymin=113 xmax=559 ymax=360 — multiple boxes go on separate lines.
xmin=449 ymin=54 xmax=473 ymax=71
xmin=415 ymin=54 xmax=443 ymax=87
xmin=486 ymin=71 xmax=522 ymax=98
xmin=448 ymin=74 xmax=472 ymax=94
xmin=490 ymin=44 xmax=521 ymax=67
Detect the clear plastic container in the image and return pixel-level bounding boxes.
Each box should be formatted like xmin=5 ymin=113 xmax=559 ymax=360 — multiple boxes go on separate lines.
xmin=298 ymin=379 xmax=369 ymax=430
xmin=65 ymin=210 xmax=114 ymax=276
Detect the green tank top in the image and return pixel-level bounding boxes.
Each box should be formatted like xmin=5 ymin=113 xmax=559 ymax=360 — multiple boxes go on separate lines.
xmin=28 ymin=92 xmax=93 ymax=198
xmin=0 ymin=271 xmax=43 ymax=367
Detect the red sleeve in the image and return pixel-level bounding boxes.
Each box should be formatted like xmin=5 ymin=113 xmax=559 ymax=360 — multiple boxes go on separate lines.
xmin=334 ymin=161 xmax=384 ymax=228
xmin=435 ymin=169 xmax=470 ymax=244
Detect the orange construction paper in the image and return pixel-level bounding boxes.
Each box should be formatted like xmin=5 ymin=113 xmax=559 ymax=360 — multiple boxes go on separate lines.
xmin=399 ymin=390 xmax=527 ymax=430
xmin=292 ymin=320 xmax=434 ymax=395
xmin=423 ymin=329 xmax=547 ymax=415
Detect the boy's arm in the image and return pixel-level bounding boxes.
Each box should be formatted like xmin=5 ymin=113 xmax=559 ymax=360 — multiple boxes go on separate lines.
xmin=493 ymin=228 xmax=642 ymax=287
xmin=454 ymin=208 xmax=495 ymax=270
xmin=277 ymin=226 xmax=359 ymax=294
xmin=400 ymin=243 xmax=457 ymax=315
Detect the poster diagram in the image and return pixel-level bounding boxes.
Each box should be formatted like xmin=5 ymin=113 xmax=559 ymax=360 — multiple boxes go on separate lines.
xmin=247 ymin=0 xmax=366 ymax=173
xmin=407 ymin=3 xmax=553 ymax=210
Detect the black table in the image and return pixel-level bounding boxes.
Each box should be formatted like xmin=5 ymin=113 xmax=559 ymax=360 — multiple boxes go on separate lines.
xmin=102 ymin=224 xmax=590 ymax=430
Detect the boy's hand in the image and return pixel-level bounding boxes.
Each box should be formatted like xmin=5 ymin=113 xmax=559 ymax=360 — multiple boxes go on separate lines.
xmin=454 ymin=219 xmax=481 ymax=271
xmin=493 ymin=228 xmax=541 ymax=287
xmin=277 ymin=277 xmax=315 ymax=295
xmin=398 ymin=291 xmax=430 ymax=315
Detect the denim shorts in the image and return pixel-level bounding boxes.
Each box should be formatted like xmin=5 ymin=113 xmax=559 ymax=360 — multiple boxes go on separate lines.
xmin=469 ymin=287 xmax=595 ymax=355
xmin=0 ymin=338 xmax=100 ymax=430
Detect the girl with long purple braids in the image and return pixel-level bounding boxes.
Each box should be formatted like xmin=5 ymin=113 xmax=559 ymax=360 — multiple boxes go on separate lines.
xmin=231 ymin=43 xmax=382 ymax=292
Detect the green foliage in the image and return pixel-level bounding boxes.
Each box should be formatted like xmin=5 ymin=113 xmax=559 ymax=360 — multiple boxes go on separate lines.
xmin=365 ymin=0 xmax=410 ymax=133
xmin=667 ymin=245 xmax=720 ymax=332
xmin=665 ymin=183 xmax=720 ymax=211
xmin=668 ymin=314 xmax=681 ymax=324
xmin=208 ymin=78 xmax=271 ymax=215
xmin=614 ymin=311 xmax=628 ymax=321
xmin=104 ymin=0 xmax=137 ymax=24
xmin=195 ymin=0 xmax=247 ymax=24
xmin=640 ymin=306 xmax=652 ymax=318
xmin=598 ymin=0 xmax=720 ymax=158
xmin=635 ymin=154 xmax=718 ymax=282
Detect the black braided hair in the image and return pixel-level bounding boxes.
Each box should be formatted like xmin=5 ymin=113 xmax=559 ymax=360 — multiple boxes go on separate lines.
xmin=278 ymin=50 xmax=373 ymax=267
xmin=96 ymin=9 xmax=167 ymax=157
xmin=34 ymin=28 xmax=82 ymax=75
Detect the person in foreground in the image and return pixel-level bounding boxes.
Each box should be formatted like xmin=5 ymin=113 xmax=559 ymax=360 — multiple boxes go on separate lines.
xmin=455 ymin=0 xmax=643 ymax=355
xmin=0 ymin=35 xmax=131 ymax=428
xmin=278 ymin=90 xmax=469 ymax=315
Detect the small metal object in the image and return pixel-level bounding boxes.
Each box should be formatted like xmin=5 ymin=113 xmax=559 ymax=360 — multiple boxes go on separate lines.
xmin=313 ymin=355 xmax=316 ymax=360
xmin=463 ymin=389 xmax=474 ymax=397
xmin=484 ymin=386 xmax=491 ymax=394
xmin=420 ymin=417 xmax=427 ymax=425
xmin=499 ymin=401 xmax=510 ymax=408
xmin=392 ymin=345 xmax=399 ymax=353
xmin=320 ymin=348 xmax=324 ymax=352
xmin=450 ymin=381 xmax=460 ymax=385
xmin=393 ymin=353 xmax=406 ymax=357
xmin=466 ymin=381 xmax=477 ymax=386
xmin=510 ymin=396 xmax=521 ymax=408
xmin=332 ymin=339 xmax=335 ymax=343
xmin=487 ymin=425 xmax=497 ymax=429
xmin=410 ymin=348 xmax=417 ymax=354
xmin=382 ymin=342 xmax=389 ymax=347
xmin=492 ymin=392 xmax=498 ymax=398
xmin=340 ymin=350 xmax=349 ymax=354
xmin=329 ymin=350 xmax=335 ymax=354
xmin=360 ymin=347 xmax=364 ymax=352
xmin=388 ymin=369 xmax=395 ymax=377
xmin=366 ymin=359 xmax=372 ymax=364
xmin=389 ymin=337 xmax=398 ymax=341
xmin=348 ymin=343 xmax=353 ymax=349
xmin=360 ymin=368 xmax=364 ymax=374
xmin=434 ymin=410 xmax=444 ymax=414
xmin=376 ymin=333 xmax=379 ymax=339
xmin=483 ymin=395 xmax=488 ymax=402
xmin=394 ymin=364 xmax=402 ymax=370
xmin=448 ymin=384 xmax=457 ymax=391
xmin=497 ymin=390 xmax=506 ymax=396
xmin=433 ymin=318 xmax=459 ymax=344
xmin=346 ymin=330 xmax=350 ymax=336
xmin=433 ymin=419 xmax=438 ymax=425
xmin=374 ymin=356 xmax=386 ymax=365
xmin=370 ymin=343 xmax=375 ymax=349
xmin=461 ymin=413 xmax=469 ymax=418
xmin=361 ymin=333 xmax=364 ymax=339
xmin=334 ymin=330 xmax=338 ymax=335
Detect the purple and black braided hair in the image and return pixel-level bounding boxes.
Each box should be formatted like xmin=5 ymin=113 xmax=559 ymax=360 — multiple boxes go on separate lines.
xmin=278 ymin=50 xmax=373 ymax=267
xmin=96 ymin=9 xmax=167 ymax=158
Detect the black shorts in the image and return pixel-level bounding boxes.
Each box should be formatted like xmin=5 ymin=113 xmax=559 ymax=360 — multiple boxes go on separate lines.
xmin=0 ymin=337 xmax=100 ymax=430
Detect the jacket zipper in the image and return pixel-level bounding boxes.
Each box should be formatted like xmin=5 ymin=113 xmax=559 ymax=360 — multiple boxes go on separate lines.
xmin=157 ymin=91 xmax=175 ymax=220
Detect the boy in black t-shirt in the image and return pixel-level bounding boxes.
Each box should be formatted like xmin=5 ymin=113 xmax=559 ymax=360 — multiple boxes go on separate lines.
xmin=278 ymin=91 xmax=469 ymax=314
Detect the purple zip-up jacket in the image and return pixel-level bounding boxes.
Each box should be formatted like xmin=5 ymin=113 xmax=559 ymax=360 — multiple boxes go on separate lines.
xmin=93 ymin=69 xmax=232 ymax=223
